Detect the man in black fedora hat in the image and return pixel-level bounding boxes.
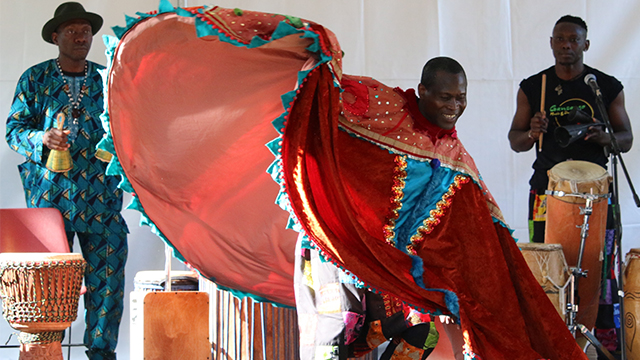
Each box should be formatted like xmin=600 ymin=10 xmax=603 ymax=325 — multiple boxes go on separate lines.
xmin=6 ymin=3 xmax=128 ymax=360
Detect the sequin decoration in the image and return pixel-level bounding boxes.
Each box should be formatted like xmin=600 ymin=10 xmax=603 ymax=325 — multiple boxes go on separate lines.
xmin=383 ymin=155 xmax=408 ymax=247
xmin=341 ymin=77 xmax=370 ymax=116
xmin=407 ymin=174 xmax=470 ymax=255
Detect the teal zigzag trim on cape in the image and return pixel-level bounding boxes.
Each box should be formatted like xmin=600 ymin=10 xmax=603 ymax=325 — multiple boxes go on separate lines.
xmin=98 ymin=0 xmax=332 ymax=305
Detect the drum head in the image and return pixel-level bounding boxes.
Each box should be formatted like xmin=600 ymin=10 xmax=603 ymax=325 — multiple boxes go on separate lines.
xmin=134 ymin=270 xmax=198 ymax=291
xmin=549 ymin=160 xmax=608 ymax=182
xmin=0 ymin=252 xmax=83 ymax=263
xmin=519 ymin=243 xmax=563 ymax=251
xmin=547 ymin=160 xmax=611 ymax=199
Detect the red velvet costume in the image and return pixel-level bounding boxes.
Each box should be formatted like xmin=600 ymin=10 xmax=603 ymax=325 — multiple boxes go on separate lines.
xmin=280 ymin=67 xmax=587 ymax=359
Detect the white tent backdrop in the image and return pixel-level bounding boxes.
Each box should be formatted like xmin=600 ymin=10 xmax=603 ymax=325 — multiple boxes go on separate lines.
xmin=1 ymin=1 xmax=639 ymax=359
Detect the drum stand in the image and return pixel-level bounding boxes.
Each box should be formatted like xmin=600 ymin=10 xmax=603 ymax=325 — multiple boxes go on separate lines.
xmin=546 ymin=190 xmax=616 ymax=360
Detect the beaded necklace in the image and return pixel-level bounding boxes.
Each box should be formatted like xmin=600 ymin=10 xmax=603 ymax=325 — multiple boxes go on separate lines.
xmin=55 ymin=58 xmax=88 ymax=126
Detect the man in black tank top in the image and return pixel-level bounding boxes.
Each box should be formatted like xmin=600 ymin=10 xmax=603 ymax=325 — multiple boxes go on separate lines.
xmin=508 ymin=14 xmax=633 ymax=355
xmin=508 ymin=15 xmax=632 ymax=243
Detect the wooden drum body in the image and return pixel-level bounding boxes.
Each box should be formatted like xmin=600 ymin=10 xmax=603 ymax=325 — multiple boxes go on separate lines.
xmin=625 ymin=249 xmax=640 ymax=360
xmin=545 ymin=160 xmax=611 ymax=331
xmin=519 ymin=243 xmax=569 ymax=320
xmin=0 ymin=253 xmax=86 ymax=360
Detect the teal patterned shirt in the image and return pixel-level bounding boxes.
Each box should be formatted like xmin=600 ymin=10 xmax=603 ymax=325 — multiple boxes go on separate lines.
xmin=6 ymin=59 xmax=127 ymax=235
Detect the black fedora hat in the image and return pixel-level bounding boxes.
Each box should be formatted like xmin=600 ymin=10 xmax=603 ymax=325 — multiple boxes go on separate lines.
xmin=42 ymin=2 xmax=103 ymax=44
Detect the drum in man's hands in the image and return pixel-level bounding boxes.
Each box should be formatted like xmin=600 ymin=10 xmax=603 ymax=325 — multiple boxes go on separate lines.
xmin=519 ymin=243 xmax=570 ymax=320
xmin=545 ymin=160 xmax=611 ymax=331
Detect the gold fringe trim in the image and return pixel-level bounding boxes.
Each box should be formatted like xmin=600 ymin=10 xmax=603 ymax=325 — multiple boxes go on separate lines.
xmin=383 ymin=155 xmax=408 ymax=247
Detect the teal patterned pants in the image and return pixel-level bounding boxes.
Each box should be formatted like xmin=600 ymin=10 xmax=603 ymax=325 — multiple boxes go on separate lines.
xmin=67 ymin=231 xmax=128 ymax=360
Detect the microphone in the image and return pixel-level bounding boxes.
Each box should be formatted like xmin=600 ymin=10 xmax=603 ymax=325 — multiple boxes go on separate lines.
xmin=584 ymin=74 xmax=601 ymax=96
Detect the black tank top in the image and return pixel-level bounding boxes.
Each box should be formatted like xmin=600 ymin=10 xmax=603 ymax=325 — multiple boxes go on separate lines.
xmin=520 ymin=65 xmax=622 ymax=189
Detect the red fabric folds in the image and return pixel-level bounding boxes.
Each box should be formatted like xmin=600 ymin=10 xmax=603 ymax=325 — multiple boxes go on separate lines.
xmin=108 ymin=13 xmax=309 ymax=306
xmin=282 ymin=65 xmax=586 ymax=360
xmin=283 ymin=65 xmax=447 ymax=309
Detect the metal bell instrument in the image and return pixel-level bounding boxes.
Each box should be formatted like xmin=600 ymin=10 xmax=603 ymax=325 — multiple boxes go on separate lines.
xmin=45 ymin=113 xmax=73 ymax=172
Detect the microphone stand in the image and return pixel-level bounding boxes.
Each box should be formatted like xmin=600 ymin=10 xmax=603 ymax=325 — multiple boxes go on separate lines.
xmin=591 ymin=86 xmax=640 ymax=360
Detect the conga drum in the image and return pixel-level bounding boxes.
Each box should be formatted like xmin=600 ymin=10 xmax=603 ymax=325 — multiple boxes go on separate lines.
xmin=624 ymin=248 xmax=640 ymax=359
xmin=519 ymin=243 xmax=570 ymax=320
xmin=0 ymin=253 xmax=85 ymax=360
xmin=545 ymin=160 xmax=611 ymax=331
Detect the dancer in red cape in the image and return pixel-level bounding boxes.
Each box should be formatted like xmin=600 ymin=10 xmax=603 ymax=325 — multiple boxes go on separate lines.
xmin=101 ymin=4 xmax=586 ymax=359
xmin=281 ymin=58 xmax=586 ymax=359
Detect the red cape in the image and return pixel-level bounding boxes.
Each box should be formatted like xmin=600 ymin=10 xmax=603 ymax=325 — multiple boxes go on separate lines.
xmin=282 ymin=65 xmax=586 ymax=360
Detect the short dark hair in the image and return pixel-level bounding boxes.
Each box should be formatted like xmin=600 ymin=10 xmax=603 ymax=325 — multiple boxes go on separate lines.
xmin=420 ymin=57 xmax=466 ymax=89
xmin=555 ymin=15 xmax=588 ymax=33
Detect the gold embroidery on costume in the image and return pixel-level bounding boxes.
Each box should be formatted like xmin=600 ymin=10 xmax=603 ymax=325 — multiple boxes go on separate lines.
xmin=407 ymin=175 xmax=470 ymax=255
xmin=383 ymin=155 xmax=408 ymax=247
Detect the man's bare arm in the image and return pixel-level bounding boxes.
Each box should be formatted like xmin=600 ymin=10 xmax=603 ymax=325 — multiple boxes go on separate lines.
xmin=508 ymin=88 xmax=548 ymax=152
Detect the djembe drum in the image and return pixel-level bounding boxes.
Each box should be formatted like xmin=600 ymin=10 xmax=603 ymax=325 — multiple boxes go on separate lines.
xmin=625 ymin=248 xmax=640 ymax=360
xmin=519 ymin=243 xmax=570 ymax=320
xmin=545 ymin=160 xmax=611 ymax=331
xmin=0 ymin=253 xmax=85 ymax=360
